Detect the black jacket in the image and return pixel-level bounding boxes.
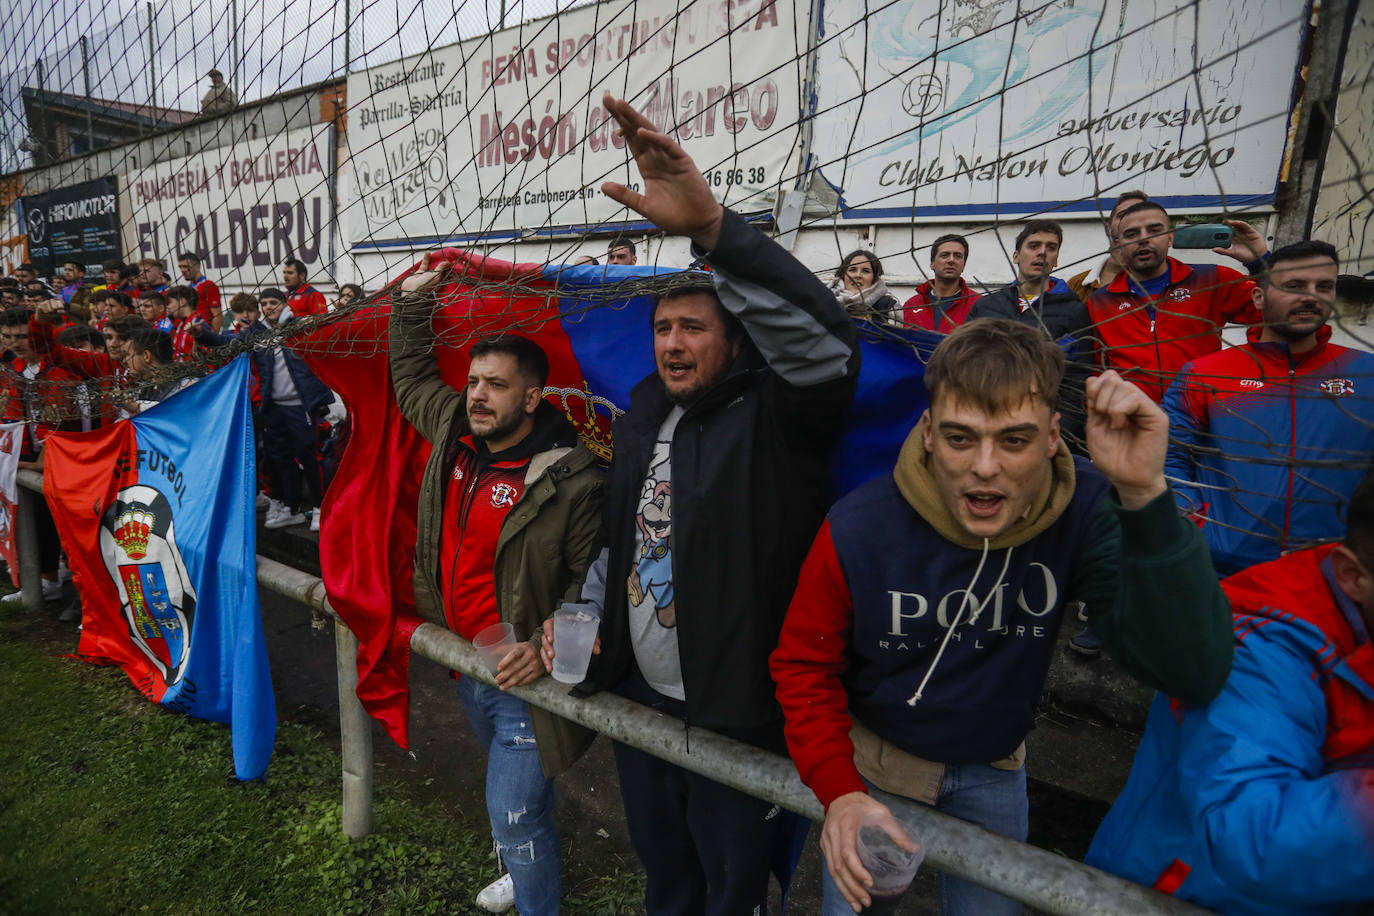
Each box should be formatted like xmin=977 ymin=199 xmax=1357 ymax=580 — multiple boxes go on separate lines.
xmin=201 ymin=318 xmax=334 ymax=414
xmin=581 ymin=209 xmax=861 ymax=742
xmin=969 ymin=279 xmax=1092 ymax=449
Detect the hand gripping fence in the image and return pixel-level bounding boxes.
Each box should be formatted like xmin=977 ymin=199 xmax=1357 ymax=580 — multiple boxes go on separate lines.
xmin=13 ymin=468 xmax=1211 ymax=914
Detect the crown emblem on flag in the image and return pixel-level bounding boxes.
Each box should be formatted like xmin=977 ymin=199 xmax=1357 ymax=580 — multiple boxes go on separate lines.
xmin=544 ymin=380 xmax=621 ymax=463
xmin=113 ymin=506 xmax=155 ymax=559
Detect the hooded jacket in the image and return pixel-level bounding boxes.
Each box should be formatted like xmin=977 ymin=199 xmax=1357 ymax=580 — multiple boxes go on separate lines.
xmin=389 ymin=290 xmax=605 ymax=778
xmin=1087 ymin=545 xmax=1374 ymax=914
xmin=1163 ymin=326 xmax=1374 ymax=576
xmin=578 ymin=208 xmax=861 ymax=743
xmin=770 ymin=417 xmax=1235 ymax=808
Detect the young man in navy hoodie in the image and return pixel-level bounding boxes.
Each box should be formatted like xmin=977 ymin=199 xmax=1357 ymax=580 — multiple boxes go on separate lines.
xmin=771 ymin=319 xmax=1235 ymax=915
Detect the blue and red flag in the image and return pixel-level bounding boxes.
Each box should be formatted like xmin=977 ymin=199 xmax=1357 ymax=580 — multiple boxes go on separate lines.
xmin=298 ymin=253 xmax=942 ymax=749
xmin=43 ymin=357 xmax=276 ymax=780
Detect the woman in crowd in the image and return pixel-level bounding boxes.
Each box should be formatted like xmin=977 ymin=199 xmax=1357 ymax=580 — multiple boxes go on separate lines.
xmin=332 ymin=284 xmax=364 ymax=311
xmin=828 ymin=249 xmax=897 ymax=319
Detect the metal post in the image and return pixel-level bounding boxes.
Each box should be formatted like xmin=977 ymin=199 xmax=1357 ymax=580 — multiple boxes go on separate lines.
xmin=334 ymin=619 xmax=373 ymax=840
xmin=80 ymin=37 xmax=95 ymax=153
xmin=15 ymin=485 xmax=42 ymax=612
xmin=342 ymin=0 xmax=351 ymax=75
xmin=147 ymin=1 xmax=157 ymax=112
xmin=231 ymin=0 xmax=239 ymax=97
xmin=1274 ymin=0 xmax=1356 ymax=244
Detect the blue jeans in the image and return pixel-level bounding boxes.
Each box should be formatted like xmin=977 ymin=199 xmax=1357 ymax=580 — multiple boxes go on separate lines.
xmin=821 ymin=764 xmax=1028 ymax=916
xmin=456 ymin=677 xmax=560 ymax=916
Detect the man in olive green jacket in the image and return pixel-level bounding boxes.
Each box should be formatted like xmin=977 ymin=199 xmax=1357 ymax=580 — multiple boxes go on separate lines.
xmin=390 ymin=267 xmax=603 ymax=915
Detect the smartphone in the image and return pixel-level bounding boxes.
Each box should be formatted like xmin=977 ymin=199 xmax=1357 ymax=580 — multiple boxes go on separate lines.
xmin=1173 ymin=224 xmax=1234 ymax=249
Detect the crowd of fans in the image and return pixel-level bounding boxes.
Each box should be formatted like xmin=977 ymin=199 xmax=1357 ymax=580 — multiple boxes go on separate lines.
xmin=0 ymin=252 xmax=354 ymax=613
xmin=2 ymin=92 xmax=1370 ymax=916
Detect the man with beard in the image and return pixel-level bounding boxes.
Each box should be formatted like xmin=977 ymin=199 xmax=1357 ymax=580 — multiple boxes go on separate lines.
xmin=541 ymin=93 xmax=860 ymax=914
xmin=1087 ymin=201 xmax=1264 ymax=401
xmin=390 ymin=270 xmax=603 ymax=916
xmin=1164 ymin=240 xmax=1374 ymax=576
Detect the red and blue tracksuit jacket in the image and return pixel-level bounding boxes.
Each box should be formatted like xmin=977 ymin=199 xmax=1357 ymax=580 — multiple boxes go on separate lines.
xmin=1088 ymin=257 xmax=1259 ymax=402
xmin=288 ymin=284 xmax=327 ymax=317
xmin=1087 ymin=545 xmax=1374 ymax=915
xmin=1163 ymin=327 xmax=1374 ymax=576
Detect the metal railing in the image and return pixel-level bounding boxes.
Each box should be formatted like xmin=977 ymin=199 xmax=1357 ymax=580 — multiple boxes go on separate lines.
xmin=12 ymin=471 xmax=1208 ymax=915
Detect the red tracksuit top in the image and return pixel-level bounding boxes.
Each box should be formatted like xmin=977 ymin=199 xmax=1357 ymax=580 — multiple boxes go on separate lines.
xmin=1088 ymin=258 xmax=1259 ymax=401
xmin=902 ymin=279 xmax=980 ymax=332
xmin=438 ymin=438 xmax=529 ymax=641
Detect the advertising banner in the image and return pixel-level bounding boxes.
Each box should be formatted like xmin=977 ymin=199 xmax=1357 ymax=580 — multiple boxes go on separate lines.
xmin=809 ymin=0 xmax=1308 ymax=222
xmin=19 ymin=177 xmax=121 ymax=278
xmin=124 ymin=126 xmax=335 ymax=288
xmin=345 ymin=0 xmax=805 ymax=249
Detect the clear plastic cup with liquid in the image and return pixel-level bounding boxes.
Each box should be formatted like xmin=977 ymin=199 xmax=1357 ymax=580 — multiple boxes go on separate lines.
xmin=551 ymin=604 xmax=600 ymax=684
xmin=472 ymin=621 xmax=516 ymax=675
xmin=857 ymin=817 xmax=924 ymax=915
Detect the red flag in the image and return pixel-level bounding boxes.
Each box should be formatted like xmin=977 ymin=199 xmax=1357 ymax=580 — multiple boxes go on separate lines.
xmin=297 ymin=250 xmax=611 ymax=749
xmin=295 ymin=301 xmax=427 ymax=749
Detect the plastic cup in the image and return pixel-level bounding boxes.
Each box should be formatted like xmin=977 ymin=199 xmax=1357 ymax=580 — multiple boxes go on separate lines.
xmin=856 ymin=818 xmax=924 ymax=914
xmin=472 ymin=622 xmax=516 ymax=675
xmin=551 ymin=604 xmax=599 ymax=684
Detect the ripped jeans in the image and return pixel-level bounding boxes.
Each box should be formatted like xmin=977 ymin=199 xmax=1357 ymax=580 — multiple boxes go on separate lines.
xmin=457 ymin=677 xmax=560 ymax=916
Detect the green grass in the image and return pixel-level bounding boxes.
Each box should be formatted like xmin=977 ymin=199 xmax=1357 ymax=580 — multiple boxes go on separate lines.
xmin=0 ymin=605 xmax=644 ymax=915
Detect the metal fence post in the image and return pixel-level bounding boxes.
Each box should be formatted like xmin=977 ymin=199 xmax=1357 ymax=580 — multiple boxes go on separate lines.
xmin=334 ymin=618 xmax=374 ymax=840
xmin=16 ymin=485 xmax=42 ymax=612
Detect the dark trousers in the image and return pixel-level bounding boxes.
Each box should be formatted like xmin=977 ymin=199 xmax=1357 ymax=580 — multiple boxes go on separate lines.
xmin=613 ymin=672 xmax=795 ymax=916
xmin=260 ymin=401 xmax=321 ymax=512
xmin=34 ymin=495 xmax=60 ymax=576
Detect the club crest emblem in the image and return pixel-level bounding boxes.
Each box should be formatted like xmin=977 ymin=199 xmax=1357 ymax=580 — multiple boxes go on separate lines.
xmin=1320 ymin=378 xmax=1355 ymax=397
xmin=98 ymin=485 xmax=196 ymax=691
xmin=490 ymin=482 xmax=519 ymax=509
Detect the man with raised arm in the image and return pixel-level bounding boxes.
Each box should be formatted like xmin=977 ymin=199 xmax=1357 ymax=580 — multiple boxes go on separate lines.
xmin=541 ymin=93 xmax=860 ymax=913
xmin=770 ymin=319 xmax=1234 ymax=915
xmin=388 ymin=260 xmax=604 ymax=913
xmin=1088 ymin=203 xmax=1265 ymax=401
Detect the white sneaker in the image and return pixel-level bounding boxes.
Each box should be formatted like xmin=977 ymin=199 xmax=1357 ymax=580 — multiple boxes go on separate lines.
xmin=256 ymin=492 xmax=270 ymax=509
xmin=266 ymin=498 xmax=285 ymax=521
xmin=42 ymin=578 xmax=62 ymax=601
xmin=265 ymin=509 xmax=307 ymax=529
xmin=310 ymin=509 xmax=321 ymax=532
xmin=474 ymin=874 xmax=514 ymax=913
xmin=0 ymin=591 xmax=23 ymax=606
